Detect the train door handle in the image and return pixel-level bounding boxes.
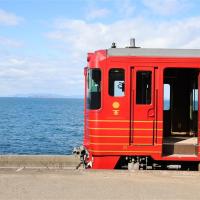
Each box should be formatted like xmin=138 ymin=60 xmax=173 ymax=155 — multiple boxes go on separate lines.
xmin=148 ymin=109 xmax=155 ymax=117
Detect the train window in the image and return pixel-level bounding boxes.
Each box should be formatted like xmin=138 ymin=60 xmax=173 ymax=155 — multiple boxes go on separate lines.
xmin=164 ymin=84 xmax=170 ymax=110
xmin=136 ymin=71 xmax=151 ymax=104
xmin=87 ymin=69 xmax=101 ymax=110
xmin=109 ymin=69 xmax=125 ymax=96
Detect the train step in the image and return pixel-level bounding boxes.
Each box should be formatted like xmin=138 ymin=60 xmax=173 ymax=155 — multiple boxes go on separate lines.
xmin=163 ymin=137 xmax=198 ymax=155
xmin=163 ymin=143 xmax=198 ymax=155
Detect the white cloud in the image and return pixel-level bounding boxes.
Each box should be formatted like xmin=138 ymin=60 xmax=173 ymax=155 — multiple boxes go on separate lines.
xmin=86 ymin=8 xmax=110 ymax=20
xmin=116 ymin=0 xmax=136 ymax=18
xmin=142 ymin=0 xmax=191 ymax=15
xmin=47 ymin=16 xmax=200 ymax=57
xmin=8 ymin=58 xmax=25 ymax=65
xmin=0 ymin=9 xmax=23 ymax=26
xmin=0 ymin=36 xmax=23 ymax=48
xmin=0 ymin=55 xmax=84 ymax=96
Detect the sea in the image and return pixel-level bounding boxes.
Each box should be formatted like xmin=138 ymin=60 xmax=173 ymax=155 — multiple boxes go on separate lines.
xmin=0 ymin=98 xmax=83 ymax=155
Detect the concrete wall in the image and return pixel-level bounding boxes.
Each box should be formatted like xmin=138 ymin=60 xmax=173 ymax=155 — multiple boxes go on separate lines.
xmin=0 ymin=155 xmax=80 ymax=169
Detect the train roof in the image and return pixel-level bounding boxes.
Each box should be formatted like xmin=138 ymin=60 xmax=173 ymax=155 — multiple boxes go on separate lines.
xmin=107 ymin=48 xmax=200 ymax=58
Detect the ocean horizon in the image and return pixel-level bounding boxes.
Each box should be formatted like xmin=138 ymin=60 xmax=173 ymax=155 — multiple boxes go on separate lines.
xmin=0 ymin=97 xmax=83 ymax=155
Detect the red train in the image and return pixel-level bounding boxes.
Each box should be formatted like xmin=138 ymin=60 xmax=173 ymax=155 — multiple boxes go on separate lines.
xmin=82 ymin=39 xmax=200 ymax=170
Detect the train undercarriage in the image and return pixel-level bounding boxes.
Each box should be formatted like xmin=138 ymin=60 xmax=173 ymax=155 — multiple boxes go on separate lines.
xmin=73 ymin=147 xmax=200 ymax=171
xmin=116 ymin=156 xmax=200 ymax=171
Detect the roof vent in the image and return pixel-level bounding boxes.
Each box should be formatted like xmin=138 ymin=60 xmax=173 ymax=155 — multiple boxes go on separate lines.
xmin=128 ymin=38 xmax=140 ymax=48
xmin=130 ymin=38 xmax=135 ymax=47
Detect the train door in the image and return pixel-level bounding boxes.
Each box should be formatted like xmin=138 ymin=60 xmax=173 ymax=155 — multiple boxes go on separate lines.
xmin=130 ymin=67 xmax=157 ymax=145
xmin=163 ymin=68 xmax=199 ymax=156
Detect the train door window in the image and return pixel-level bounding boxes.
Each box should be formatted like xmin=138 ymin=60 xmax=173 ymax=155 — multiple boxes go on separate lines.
xmin=109 ymin=69 xmax=125 ymax=96
xmin=87 ymin=69 xmax=101 ymax=110
xmin=164 ymin=84 xmax=170 ymax=110
xmin=136 ymin=71 xmax=151 ymax=104
xmin=193 ymin=88 xmax=198 ymax=111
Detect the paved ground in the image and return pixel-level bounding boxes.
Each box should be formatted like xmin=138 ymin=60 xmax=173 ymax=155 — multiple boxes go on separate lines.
xmin=0 ymin=169 xmax=200 ymax=200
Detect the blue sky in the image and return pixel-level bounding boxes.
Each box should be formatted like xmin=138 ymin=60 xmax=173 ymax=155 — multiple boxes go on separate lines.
xmin=0 ymin=0 xmax=200 ymax=97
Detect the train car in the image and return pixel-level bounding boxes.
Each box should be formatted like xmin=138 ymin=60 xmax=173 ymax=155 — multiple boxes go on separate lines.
xmin=82 ymin=39 xmax=200 ymax=170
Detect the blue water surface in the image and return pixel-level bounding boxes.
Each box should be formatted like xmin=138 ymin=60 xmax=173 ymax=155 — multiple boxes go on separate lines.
xmin=0 ymin=98 xmax=83 ymax=155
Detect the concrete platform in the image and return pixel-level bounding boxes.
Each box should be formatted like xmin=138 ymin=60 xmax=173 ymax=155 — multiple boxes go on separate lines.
xmin=0 ymin=169 xmax=200 ymax=200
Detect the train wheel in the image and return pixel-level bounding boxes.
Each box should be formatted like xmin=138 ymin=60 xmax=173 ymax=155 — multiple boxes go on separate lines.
xmin=128 ymin=162 xmax=140 ymax=170
xmin=133 ymin=162 xmax=140 ymax=170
